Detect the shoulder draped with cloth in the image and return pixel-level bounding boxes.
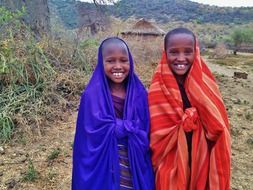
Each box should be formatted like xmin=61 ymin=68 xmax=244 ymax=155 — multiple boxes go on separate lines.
xmin=148 ymin=37 xmax=231 ymax=190
xmin=72 ymin=37 xmax=154 ymax=190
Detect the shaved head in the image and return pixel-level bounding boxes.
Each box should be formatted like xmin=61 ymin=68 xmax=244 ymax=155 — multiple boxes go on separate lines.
xmin=102 ymin=38 xmax=128 ymax=56
xmin=164 ymin=28 xmax=195 ymax=51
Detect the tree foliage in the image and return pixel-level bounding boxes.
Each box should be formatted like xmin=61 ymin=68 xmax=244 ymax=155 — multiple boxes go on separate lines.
xmin=231 ymin=28 xmax=253 ymax=47
xmin=50 ymin=0 xmax=253 ymax=29
xmin=0 ymin=0 xmax=51 ymax=36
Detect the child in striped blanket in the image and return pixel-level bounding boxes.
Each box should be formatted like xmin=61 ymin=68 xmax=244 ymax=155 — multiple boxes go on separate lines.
xmin=148 ymin=28 xmax=231 ymax=190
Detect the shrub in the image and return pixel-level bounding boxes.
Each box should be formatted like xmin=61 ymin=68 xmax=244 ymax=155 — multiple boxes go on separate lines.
xmin=0 ymin=6 xmax=94 ymax=143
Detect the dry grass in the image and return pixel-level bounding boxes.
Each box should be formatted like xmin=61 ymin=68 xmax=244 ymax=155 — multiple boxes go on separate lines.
xmin=0 ymin=20 xmax=93 ymax=143
xmin=206 ymin=52 xmax=253 ymax=68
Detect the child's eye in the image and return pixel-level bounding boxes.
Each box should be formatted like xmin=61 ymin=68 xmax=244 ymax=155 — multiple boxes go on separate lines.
xmin=184 ymin=52 xmax=192 ymax=56
xmin=184 ymin=49 xmax=193 ymax=55
xmin=121 ymin=59 xmax=129 ymax=63
xmin=169 ymin=51 xmax=178 ymax=55
xmin=106 ymin=59 xmax=115 ymax=63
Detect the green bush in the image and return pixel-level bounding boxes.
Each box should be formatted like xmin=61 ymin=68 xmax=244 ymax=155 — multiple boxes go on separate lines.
xmin=231 ymin=28 xmax=253 ymax=48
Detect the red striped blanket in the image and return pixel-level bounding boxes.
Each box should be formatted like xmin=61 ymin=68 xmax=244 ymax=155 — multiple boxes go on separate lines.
xmin=148 ymin=44 xmax=231 ymax=190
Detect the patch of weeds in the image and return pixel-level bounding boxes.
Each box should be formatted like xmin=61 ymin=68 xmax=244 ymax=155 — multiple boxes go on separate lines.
xmin=243 ymin=100 xmax=250 ymax=105
xmin=236 ymin=112 xmax=243 ymax=117
xmin=251 ymin=105 xmax=253 ymax=109
xmin=233 ymin=98 xmax=242 ymax=105
xmin=231 ymin=127 xmax=242 ymax=137
xmin=69 ymin=141 xmax=73 ymax=149
xmin=63 ymin=149 xmax=69 ymax=157
xmin=15 ymin=133 xmax=27 ymax=146
xmin=246 ymin=137 xmax=253 ymax=146
xmin=47 ymin=169 xmax=57 ymax=180
xmin=226 ymin=105 xmax=233 ymax=111
xmin=0 ymin=114 xmax=14 ymax=143
xmin=228 ymin=105 xmax=233 ymax=109
xmin=213 ymin=71 xmax=219 ymax=76
xmin=245 ymin=112 xmax=253 ymax=121
xmin=47 ymin=147 xmax=61 ymax=161
xmin=22 ymin=160 xmax=38 ymax=182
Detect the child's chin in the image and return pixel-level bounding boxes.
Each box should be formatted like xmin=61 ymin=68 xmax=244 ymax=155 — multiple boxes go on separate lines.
xmin=174 ymin=70 xmax=188 ymax=76
xmin=112 ymin=78 xmax=125 ymax=84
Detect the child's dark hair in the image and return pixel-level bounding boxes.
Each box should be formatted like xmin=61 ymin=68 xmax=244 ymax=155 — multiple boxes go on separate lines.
xmin=164 ymin=28 xmax=195 ymax=51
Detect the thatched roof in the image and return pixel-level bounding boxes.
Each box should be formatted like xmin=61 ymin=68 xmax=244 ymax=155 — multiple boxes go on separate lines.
xmin=121 ymin=18 xmax=165 ymax=36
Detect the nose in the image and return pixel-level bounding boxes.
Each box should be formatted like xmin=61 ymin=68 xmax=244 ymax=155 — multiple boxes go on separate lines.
xmin=114 ymin=61 xmax=122 ymax=69
xmin=177 ymin=53 xmax=186 ymax=62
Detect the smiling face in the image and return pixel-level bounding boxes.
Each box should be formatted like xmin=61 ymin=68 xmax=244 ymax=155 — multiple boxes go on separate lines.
xmin=165 ymin=33 xmax=195 ymax=77
xmin=102 ymin=41 xmax=130 ymax=86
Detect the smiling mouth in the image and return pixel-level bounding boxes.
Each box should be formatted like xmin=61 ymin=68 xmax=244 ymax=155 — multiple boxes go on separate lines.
xmin=174 ymin=64 xmax=188 ymax=69
xmin=112 ymin=72 xmax=123 ymax=77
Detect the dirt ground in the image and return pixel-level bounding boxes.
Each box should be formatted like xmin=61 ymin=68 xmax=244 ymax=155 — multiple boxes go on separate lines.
xmin=206 ymin=60 xmax=253 ymax=190
xmin=0 ymin=55 xmax=253 ymax=190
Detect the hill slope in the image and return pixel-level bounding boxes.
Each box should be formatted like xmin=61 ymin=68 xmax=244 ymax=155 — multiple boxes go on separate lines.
xmin=112 ymin=0 xmax=253 ymax=23
xmin=50 ymin=0 xmax=253 ymax=28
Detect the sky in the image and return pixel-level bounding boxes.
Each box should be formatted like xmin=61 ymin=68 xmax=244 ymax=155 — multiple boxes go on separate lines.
xmin=190 ymin=0 xmax=253 ymax=7
xmin=78 ymin=0 xmax=253 ymax=7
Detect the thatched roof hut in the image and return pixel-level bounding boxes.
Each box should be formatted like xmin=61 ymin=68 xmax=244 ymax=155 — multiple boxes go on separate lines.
xmin=121 ymin=19 xmax=165 ymax=65
xmin=121 ymin=18 xmax=165 ymax=37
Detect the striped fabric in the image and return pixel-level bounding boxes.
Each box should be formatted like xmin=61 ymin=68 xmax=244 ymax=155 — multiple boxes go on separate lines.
xmin=148 ymin=43 xmax=231 ymax=190
xmin=112 ymin=95 xmax=134 ymax=189
xmin=118 ymin=144 xmax=134 ymax=189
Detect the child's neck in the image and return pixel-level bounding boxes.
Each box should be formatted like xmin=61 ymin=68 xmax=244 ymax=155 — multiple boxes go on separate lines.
xmin=175 ymin=75 xmax=186 ymax=86
xmin=109 ymin=83 xmax=126 ymax=99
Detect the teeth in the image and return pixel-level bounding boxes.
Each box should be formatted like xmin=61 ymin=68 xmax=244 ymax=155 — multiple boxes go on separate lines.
xmin=113 ymin=73 xmax=123 ymax=77
xmin=176 ymin=64 xmax=185 ymax=69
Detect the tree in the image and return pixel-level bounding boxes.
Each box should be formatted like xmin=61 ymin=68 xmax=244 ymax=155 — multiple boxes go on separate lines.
xmin=231 ymin=28 xmax=253 ymax=54
xmin=76 ymin=0 xmax=113 ymax=36
xmin=0 ymin=0 xmax=50 ymax=37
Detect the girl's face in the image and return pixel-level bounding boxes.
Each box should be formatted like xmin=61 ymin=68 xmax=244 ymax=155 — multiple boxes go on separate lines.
xmin=166 ymin=33 xmax=195 ymax=76
xmin=103 ymin=42 xmax=130 ymax=85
